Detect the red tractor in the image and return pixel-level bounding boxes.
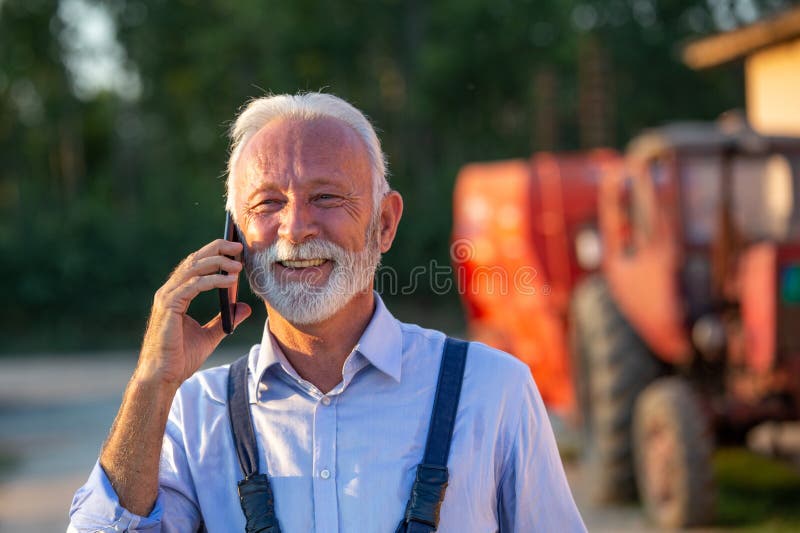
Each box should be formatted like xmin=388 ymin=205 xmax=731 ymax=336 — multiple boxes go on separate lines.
xmin=452 ymin=116 xmax=800 ymax=528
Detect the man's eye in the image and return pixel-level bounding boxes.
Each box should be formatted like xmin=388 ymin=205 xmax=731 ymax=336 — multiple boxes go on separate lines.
xmin=315 ymin=194 xmax=339 ymax=203
xmin=251 ymin=200 xmax=282 ymax=213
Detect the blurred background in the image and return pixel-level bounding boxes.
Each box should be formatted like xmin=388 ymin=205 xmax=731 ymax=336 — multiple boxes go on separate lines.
xmin=3 ymin=0 xmax=800 ymax=531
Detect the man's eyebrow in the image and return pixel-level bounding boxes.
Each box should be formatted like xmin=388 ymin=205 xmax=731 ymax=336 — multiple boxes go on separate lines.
xmin=246 ymin=183 xmax=282 ymax=203
xmin=245 ymin=178 xmax=355 ymax=202
xmin=305 ymin=177 xmax=351 ymax=188
xmin=305 ymin=177 xmax=360 ymax=197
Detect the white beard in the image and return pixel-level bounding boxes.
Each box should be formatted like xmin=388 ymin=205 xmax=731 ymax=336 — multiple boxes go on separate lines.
xmin=243 ymin=219 xmax=381 ymax=325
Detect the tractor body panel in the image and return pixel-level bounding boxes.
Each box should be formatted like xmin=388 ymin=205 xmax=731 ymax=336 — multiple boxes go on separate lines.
xmin=452 ymin=151 xmax=620 ymax=415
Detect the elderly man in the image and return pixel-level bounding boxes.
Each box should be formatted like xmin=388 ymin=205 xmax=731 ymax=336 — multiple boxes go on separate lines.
xmin=69 ymin=93 xmax=585 ymax=532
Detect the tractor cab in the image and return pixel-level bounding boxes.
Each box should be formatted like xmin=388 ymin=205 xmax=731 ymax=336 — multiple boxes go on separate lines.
xmin=604 ymin=116 xmax=800 ymax=421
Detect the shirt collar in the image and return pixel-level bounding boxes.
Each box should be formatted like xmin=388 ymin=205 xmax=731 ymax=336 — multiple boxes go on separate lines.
xmin=248 ymin=321 xmax=296 ymax=404
xmin=248 ymin=292 xmax=403 ymax=402
xmin=352 ymin=292 xmax=403 ymax=383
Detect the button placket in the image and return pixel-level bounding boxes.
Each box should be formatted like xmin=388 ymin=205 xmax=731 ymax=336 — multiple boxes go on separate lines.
xmin=312 ymin=393 xmax=339 ymax=533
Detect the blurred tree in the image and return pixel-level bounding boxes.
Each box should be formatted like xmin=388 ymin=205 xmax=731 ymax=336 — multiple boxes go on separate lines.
xmin=1 ymin=0 xmax=793 ymax=351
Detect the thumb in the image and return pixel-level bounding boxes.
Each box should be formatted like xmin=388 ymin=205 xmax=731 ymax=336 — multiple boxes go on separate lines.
xmin=202 ymin=302 xmax=253 ymax=341
xmin=232 ymin=302 xmax=252 ymax=329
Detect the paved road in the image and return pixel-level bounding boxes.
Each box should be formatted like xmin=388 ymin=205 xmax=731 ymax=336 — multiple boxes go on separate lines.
xmin=0 ymin=349 xmax=242 ymax=533
xmin=0 ymin=350 xmax=653 ymax=532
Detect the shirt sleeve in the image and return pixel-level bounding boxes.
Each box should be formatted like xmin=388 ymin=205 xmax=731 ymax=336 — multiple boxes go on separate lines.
xmin=67 ymin=461 xmax=164 ymax=532
xmin=68 ymin=399 xmax=203 ymax=533
xmin=497 ymin=375 xmax=587 ymax=533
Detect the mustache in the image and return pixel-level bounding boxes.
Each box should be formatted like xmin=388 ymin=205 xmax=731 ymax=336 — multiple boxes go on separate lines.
xmin=243 ymin=239 xmax=343 ymax=264
xmin=270 ymin=239 xmax=338 ymax=262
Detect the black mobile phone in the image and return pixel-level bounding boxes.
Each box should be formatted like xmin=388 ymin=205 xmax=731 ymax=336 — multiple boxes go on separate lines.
xmin=219 ymin=212 xmax=240 ymax=335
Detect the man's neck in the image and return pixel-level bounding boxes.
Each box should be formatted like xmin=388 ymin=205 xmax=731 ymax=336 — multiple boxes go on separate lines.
xmin=266 ymin=290 xmax=376 ymax=394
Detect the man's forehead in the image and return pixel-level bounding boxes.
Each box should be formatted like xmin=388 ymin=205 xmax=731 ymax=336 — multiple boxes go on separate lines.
xmin=238 ymin=116 xmax=367 ymax=169
xmin=232 ymin=116 xmax=373 ymax=202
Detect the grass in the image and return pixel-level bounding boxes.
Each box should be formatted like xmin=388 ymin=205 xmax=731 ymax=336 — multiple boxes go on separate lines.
xmin=0 ymin=447 xmax=19 ymax=478
xmin=714 ymin=447 xmax=800 ymax=532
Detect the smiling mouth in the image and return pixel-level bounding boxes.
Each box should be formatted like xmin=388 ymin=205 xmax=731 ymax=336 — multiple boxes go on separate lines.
xmin=277 ymin=259 xmax=329 ymax=268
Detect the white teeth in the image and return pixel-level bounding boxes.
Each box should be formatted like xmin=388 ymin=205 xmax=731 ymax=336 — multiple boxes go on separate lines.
xmin=280 ymin=259 xmax=327 ymax=268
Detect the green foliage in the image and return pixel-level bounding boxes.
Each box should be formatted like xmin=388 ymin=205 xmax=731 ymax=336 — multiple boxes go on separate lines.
xmin=714 ymin=447 xmax=800 ymax=531
xmin=0 ymin=0 xmax=781 ymax=350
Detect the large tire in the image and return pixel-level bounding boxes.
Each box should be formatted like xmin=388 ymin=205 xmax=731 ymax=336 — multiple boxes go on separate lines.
xmin=633 ymin=377 xmax=715 ymax=528
xmin=571 ymin=275 xmax=663 ymax=502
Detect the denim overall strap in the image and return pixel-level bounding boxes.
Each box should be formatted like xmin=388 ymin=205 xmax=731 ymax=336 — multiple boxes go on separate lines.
xmin=228 ymin=355 xmax=281 ymax=533
xmin=396 ymin=337 xmax=469 ymax=533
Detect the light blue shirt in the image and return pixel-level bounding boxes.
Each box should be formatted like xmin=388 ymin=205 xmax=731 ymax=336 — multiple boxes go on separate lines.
xmin=69 ymin=295 xmax=585 ymax=532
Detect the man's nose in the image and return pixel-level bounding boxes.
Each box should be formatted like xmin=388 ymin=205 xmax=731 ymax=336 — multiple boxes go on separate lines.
xmin=277 ymin=199 xmax=319 ymax=243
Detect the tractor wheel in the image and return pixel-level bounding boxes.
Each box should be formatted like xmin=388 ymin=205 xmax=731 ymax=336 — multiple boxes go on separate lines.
xmin=633 ymin=377 xmax=715 ymax=529
xmin=571 ymin=275 xmax=663 ymax=502
xmin=567 ymin=301 xmax=591 ymax=438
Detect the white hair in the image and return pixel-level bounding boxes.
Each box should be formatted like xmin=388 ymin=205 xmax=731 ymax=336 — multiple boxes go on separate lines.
xmin=225 ymin=92 xmax=390 ymax=221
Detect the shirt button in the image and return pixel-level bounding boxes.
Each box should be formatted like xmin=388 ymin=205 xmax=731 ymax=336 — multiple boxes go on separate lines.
xmin=321 ymin=396 xmax=331 ymax=406
xmin=320 ymin=469 xmax=331 ymax=479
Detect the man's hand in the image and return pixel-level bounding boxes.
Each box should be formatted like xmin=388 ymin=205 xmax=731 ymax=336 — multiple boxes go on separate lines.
xmin=100 ymin=239 xmax=252 ymax=516
xmin=136 ymin=239 xmax=252 ymax=387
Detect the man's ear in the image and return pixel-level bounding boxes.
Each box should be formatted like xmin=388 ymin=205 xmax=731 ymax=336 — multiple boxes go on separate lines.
xmin=378 ymin=191 xmax=403 ymax=253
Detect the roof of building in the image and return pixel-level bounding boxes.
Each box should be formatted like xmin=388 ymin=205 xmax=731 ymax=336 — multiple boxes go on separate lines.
xmin=683 ymin=6 xmax=800 ymax=69
xmin=627 ymin=114 xmax=800 ymax=159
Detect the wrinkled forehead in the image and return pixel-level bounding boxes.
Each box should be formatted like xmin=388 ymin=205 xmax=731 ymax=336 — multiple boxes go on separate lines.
xmin=234 ymin=116 xmax=372 ymax=193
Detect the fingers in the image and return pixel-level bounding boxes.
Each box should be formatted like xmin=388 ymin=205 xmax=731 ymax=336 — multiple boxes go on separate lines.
xmin=195 ymin=238 xmax=243 ymax=260
xmin=167 ymin=273 xmax=239 ymax=314
xmin=153 ymin=239 xmax=247 ymax=316
xmin=162 ymin=241 xmax=244 ymax=294
xmin=188 ymin=254 xmax=243 ymax=276
xmin=172 ymin=239 xmax=243 ymax=281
